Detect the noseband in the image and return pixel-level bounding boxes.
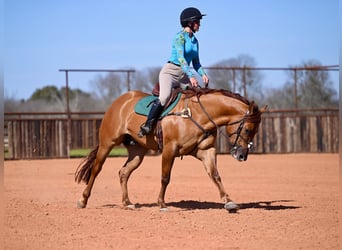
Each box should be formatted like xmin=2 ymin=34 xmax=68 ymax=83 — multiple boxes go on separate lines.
xmin=228 ymin=106 xmax=261 ymax=151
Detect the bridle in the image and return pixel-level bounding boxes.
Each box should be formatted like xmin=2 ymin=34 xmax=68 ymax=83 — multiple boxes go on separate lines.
xmin=169 ymin=91 xmax=261 ymax=152
xmin=226 ymin=116 xmax=255 ymax=154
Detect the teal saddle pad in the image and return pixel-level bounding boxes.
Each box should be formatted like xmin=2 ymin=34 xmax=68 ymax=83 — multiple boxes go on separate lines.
xmin=134 ymin=93 xmax=182 ymax=118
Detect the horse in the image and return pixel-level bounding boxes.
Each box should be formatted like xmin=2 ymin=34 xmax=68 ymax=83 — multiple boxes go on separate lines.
xmin=75 ymin=87 xmax=264 ymax=212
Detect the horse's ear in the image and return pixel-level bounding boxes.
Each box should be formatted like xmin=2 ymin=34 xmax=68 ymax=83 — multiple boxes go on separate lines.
xmin=260 ymin=105 xmax=268 ymax=113
xmin=248 ymin=101 xmax=255 ymax=113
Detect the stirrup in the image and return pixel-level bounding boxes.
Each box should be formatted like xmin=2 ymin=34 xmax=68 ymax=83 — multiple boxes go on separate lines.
xmin=137 ymin=130 xmax=145 ymax=138
xmin=138 ymin=124 xmax=152 ymax=137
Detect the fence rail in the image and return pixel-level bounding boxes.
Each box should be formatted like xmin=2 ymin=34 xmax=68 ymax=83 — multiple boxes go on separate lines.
xmin=4 ymin=109 xmax=339 ymax=159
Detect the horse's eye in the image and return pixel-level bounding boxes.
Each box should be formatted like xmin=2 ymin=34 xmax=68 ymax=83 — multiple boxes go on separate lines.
xmin=245 ymin=128 xmax=250 ymax=135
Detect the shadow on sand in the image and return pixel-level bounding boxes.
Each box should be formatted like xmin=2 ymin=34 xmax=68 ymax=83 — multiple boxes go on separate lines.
xmin=167 ymin=199 xmax=301 ymax=211
xmin=102 ymin=199 xmax=301 ymax=211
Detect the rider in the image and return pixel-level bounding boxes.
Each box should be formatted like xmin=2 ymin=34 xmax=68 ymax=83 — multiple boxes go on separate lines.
xmin=138 ymin=7 xmax=210 ymax=137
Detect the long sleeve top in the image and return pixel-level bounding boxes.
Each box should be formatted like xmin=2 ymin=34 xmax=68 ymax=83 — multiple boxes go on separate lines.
xmin=168 ymin=30 xmax=206 ymax=78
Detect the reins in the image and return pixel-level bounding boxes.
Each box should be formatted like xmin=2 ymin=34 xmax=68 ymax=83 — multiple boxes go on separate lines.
xmin=169 ymin=88 xmax=218 ymax=143
xmin=169 ymin=87 xmax=260 ymax=150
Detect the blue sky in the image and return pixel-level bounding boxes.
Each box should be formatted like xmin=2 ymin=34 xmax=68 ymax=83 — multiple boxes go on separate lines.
xmin=4 ymin=0 xmax=339 ymax=100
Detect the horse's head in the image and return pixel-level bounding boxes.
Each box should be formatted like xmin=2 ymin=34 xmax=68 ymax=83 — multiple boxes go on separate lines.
xmin=226 ymin=101 xmax=265 ymax=161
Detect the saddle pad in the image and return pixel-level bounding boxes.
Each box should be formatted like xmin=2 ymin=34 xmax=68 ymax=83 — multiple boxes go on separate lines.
xmin=134 ymin=93 xmax=182 ymax=118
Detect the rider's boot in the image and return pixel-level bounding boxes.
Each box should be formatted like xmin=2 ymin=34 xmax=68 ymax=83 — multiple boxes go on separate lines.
xmin=138 ymin=99 xmax=164 ymax=137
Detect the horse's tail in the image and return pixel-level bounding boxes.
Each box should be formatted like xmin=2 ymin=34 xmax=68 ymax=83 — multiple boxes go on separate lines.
xmin=75 ymin=145 xmax=99 ymax=184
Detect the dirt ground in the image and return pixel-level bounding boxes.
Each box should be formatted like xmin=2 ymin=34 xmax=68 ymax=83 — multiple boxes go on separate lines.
xmin=3 ymin=153 xmax=340 ymax=250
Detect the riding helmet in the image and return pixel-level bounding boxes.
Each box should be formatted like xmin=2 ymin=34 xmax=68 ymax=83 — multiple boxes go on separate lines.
xmin=180 ymin=7 xmax=206 ymax=27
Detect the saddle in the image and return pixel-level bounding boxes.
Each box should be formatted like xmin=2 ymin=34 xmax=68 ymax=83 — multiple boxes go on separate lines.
xmin=153 ymin=82 xmax=184 ymax=108
xmin=134 ymin=83 xmax=184 ymax=151
xmin=134 ymin=86 xmax=215 ymax=151
xmin=134 ymin=83 xmax=183 ymax=118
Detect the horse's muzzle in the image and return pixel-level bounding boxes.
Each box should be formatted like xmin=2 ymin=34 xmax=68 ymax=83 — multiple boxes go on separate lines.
xmin=231 ymin=146 xmax=249 ymax=161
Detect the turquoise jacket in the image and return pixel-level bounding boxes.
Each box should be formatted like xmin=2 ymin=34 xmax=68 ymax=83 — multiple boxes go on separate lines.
xmin=168 ymin=30 xmax=206 ymax=78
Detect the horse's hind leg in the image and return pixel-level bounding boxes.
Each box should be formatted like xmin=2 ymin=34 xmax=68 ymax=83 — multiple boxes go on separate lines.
xmin=78 ymin=143 xmax=113 ymax=208
xmin=195 ymin=147 xmax=239 ymax=211
xmin=119 ymin=142 xmax=147 ymax=208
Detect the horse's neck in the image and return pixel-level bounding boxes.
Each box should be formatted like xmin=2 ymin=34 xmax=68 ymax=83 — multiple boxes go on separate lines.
xmin=195 ymin=94 xmax=248 ymax=126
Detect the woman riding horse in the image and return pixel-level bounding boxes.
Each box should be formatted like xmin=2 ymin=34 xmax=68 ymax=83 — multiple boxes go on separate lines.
xmin=75 ymin=87 xmax=264 ymax=212
xmin=138 ymin=7 xmax=209 ymax=137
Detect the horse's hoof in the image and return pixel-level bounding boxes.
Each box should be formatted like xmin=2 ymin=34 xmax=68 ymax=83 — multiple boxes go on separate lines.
xmin=126 ymin=204 xmax=136 ymax=210
xmin=77 ymin=199 xmax=86 ymax=209
xmin=224 ymin=202 xmax=239 ymax=212
xmin=159 ymin=207 xmax=169 ymax=212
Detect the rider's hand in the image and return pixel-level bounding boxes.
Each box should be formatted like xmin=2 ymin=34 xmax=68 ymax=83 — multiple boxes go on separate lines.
xmin=190 ymin=77 xmax=198 ymax=87
xmin=202 ymin=75 xmax=209 ymax=87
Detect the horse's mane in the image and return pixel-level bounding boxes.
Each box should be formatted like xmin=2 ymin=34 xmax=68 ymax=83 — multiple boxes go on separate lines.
xmin=182 ymin=87 xmax=251 ymax=106
xmin=181 ymin=87 xmax=261 ymax=122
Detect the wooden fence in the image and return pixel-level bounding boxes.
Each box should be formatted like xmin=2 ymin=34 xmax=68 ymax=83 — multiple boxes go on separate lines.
xmin=4 ymin=109 xmax=339 ymax=159
xmin=253 ymin=110 xmax=339 ymax=153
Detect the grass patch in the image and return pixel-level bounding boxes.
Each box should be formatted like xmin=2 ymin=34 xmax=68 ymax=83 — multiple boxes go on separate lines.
xmin=4 ymin=147 xmax=128 ymax=159
xmin=70 ymin=147 xmax=128 ymax=158
xmin=4 ymin=146 xmax=8 ymax=159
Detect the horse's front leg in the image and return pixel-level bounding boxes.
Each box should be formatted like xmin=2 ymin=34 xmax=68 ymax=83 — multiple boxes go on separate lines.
xmin=157 ymin=152 xmax=175 ymax=211
xmin=195 ymin=147 xmax=239 ymax=211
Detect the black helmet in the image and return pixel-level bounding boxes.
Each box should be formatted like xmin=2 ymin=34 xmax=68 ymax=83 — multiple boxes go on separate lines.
xmin=180 ymin=7 xmax=206 ymax=27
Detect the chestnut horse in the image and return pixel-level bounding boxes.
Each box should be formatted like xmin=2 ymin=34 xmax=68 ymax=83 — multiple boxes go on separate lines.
xmin=75 ymin=87 xmax=263 ymax=212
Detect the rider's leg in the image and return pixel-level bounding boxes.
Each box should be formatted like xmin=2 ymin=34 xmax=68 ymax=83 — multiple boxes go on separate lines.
xmin=138 ymin=99 xmax=164 ymax=137
xmin=138 ymin=63 xmax=186 ymax=137
xmin=138 ymin=64 xmax=172 ymax=137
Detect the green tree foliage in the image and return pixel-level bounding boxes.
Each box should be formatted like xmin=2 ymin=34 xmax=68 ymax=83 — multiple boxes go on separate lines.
xmin=29 ymin=85 xmax=92 ymax=103
xmin=30 ymin=85 xmax=62 ymax=103
xmin=5 ymin=85 xmax=99 ymax=112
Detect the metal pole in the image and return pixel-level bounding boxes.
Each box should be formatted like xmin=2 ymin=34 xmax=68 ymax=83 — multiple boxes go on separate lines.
xmin=232 ymin=69 xmax=236 ymax=92
xmin=293 ymin=69 xmax=298 ymax=110
xmin=65 ymin=71 xmax=71 ymax=158
xmin=127 ymin=71 xmax=131 ymax=91
xmin=242 ymin=66 xmax=247 ymax=97
xmin=59 ymin=68 xmax=136 ymax=158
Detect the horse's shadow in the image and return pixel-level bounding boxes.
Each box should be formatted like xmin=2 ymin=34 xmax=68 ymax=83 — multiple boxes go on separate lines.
xmin=102 ymin=199 xmax=300 ymax=211
xmin=167 ymin=199 xmax=300 ymax=211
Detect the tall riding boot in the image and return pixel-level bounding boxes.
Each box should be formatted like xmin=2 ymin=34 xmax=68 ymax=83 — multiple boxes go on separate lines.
xmin=138 ymin=99 xmax=164 ymax=137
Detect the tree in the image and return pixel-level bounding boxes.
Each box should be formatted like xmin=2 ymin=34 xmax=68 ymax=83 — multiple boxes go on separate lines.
xmin=262 ymin=60 xmax=338 ymax=109
xmin=263 ymin=86 xmax=294 ymax=109
xmin=5 ymin=58 xmax=337 ymax=113
xmin=91 ymin=67 xmax=161 ymax=104
xmin=133 ymin=67 xmax=161 ymax=93
xmin=23 ymin=85 xmax=98 ymax=112
xmin=283 ymin=60 xmax=338 ymax=109
xmin=91 ymin=73 xmax=126 ymax=108
xmin=4 ymin=97 xmax=23 ymax=112
xmin=207 ymin=54 xmax=264 ymax=102
xmin=30 ymin=85 xmax=62 ymax=103
xmin=297 ymin=61 xmax=338 ymax=108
